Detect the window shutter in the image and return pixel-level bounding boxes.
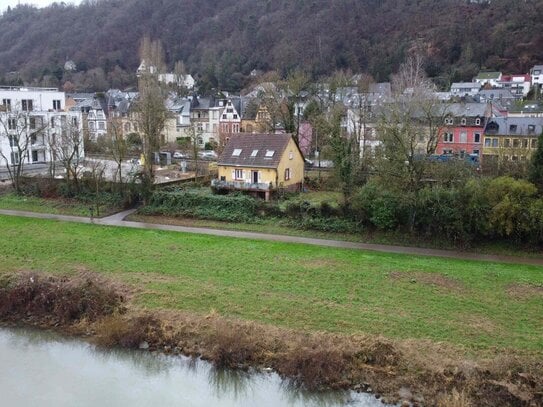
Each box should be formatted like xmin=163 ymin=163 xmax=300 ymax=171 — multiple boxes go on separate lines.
xmin=232 ymin=170 xmax=235 ymax=180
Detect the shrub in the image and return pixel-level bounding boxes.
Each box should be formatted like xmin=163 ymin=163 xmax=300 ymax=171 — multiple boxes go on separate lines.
xmin=142 ymin=190 xmax=262 ymax=222
xmin=351 ymin=183 xmax=407 ymax=230
xmin=0 ymin=273 xmax=123 ymax=324
xmin=414 ymin=187 xmax=470 ymax=243
xmin=484 ymin=177 xmax=538 ymax=239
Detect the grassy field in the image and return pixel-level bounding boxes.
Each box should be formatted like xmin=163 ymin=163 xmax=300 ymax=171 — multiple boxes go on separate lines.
xmin=0 ymin=193 xmax=113 ymax=217
xmin=1 ymin=214 xmax=542 ymax=354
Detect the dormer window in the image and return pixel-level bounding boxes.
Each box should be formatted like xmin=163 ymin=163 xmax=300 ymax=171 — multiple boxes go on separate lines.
xmin=265 ymin=150 xmax=275 ymax=158
xmin=509 ymin=124 xmax=517 ymax=133
xmin=250 ymin=150 xmax=258 ymax=157
xmin=232 ymin=148 xmax=242 ymax=156
xmin=475 ymin=118 xmax=481 ymax=126
xmin=528 ymin=125 xmax=536 ymax=134
xmin=444 ymin=117 xmax=453 ymax=125
xmin=461 ymin=118 xmax=467 ymax=126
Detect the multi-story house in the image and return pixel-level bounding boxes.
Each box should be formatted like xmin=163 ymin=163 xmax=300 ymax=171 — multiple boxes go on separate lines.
xmin=482 ymin=117 xmax=543 ymax=164
xmin=450 ymin=82 xmax=481 ymax=98
xmin=71 ymin=95 xmax=108 ymax=141
xmin=164 ymin=97 xmax=192 ymax=143
xmin=497 ymin=74 xmax=531 ymax=98
xmin=190 ymin=95 xmax=221 ymax=147
xmin=435 ymin=103 xmax=489 ymax=158
xmin=530 ymin=65 xmax=543 ymax=89
xmin=0 ymin=86 xmax=83 ymax=168
xmin=218 ymin=97 xmax=242 ymax=147
xmin=212 ymin=133 xmax=305 ymax=200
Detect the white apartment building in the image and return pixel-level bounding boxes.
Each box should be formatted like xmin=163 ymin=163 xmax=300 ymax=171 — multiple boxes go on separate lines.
xmin=0 ymin=87 xmax=83 ymax=167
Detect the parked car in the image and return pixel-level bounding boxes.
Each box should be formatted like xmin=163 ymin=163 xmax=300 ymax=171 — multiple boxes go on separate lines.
xmin=173 ymin=151 xmax=189 ymax=159
xmin=198 ymin=150 xmax=218 ymax=160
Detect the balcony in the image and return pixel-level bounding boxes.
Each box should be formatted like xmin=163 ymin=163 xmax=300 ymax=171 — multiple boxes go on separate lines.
xmin=211 ymin=179 xmax=273 ymax=191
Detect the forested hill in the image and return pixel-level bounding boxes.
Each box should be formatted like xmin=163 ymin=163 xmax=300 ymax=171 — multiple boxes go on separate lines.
xmin=1 ymin=0 xmax=542 ymax=91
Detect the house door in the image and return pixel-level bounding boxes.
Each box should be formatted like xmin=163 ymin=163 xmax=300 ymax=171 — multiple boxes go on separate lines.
xmin=252 ymin=171 xmax=259 ymax=184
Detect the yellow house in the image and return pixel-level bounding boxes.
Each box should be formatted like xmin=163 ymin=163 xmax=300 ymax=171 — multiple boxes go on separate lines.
xmin=212 ymin=133 xmax=304 ymax=200
xmin=482 ymin=118 xmax=542 ymax=167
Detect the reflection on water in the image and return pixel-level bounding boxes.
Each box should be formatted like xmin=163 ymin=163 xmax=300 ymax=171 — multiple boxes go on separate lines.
xmin=0 ymin=326 xmax=389 ymax=407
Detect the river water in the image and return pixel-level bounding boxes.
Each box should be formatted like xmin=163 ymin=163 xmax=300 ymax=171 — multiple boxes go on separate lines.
xmin=0 ymin=327 xmax=389 ymax=407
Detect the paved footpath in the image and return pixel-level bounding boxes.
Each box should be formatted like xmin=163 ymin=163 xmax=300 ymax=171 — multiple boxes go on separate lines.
xmin=1 ymin=208 xmax=543 ymax=266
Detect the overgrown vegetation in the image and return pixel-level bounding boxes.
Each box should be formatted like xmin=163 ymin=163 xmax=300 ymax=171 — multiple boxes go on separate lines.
xmin=0 ymin=177 xmax=140 ymax=217
xmin=0 ymin=273 xmax=123 ymax=324
xmin=140 ymin=188 xmax=361 ymax=233
xmin=356 ymin=176 xmax=543 ymax=245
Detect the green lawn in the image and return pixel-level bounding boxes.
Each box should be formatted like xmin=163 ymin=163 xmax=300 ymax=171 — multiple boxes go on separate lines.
xmin=0 ymin=193 xmax=112 ymax=217
xmin=1 ymin=215 xmax=542 ymax=354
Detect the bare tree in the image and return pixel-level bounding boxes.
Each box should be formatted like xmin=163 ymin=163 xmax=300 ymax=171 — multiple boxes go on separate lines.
xmin=51 ymin=116 xmax=84 ymax=192
xmin=186 ymin=125 xmax=203 ymax=177
xmin=377 ymin=52 xmax=449 ymax=194
xmin=84 ymin=158 xmax=106 ymax=217
xmin=375 ymin=51 xmax=450 ymax=229
xmin=0 ymin=106 xmax=48 ymax=193
xmin=135 ymin=36 xmax=168 ymax=197
xmin=106 ymin=117 xmax=128 ymax=193
xmin=173 ymin=60 xmax=189 ymax=96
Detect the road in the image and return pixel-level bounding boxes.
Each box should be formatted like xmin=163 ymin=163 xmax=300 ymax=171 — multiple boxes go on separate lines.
xmin=0 ymin=208 xmax=542 ymax=266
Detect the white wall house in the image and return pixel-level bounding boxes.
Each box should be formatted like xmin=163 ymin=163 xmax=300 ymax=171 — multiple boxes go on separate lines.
xmin=219 ymin=98 xmax=241 ymax=134
xmin=0 ymin=87 xmax=83 ymax=168
xmin=342 ymin=108 xmax=381 ymax=157
xmin=70 ymin=96 xmax=107 ymax=140
xmin=531 ymin=65 xmax=543 ymax=88
xmin=474 ymin=72 xmax=503 ymax=88
xmin=498 ymin=74 xmax=531 ymax=98
xmin=450 ymin=82 xmax=481 ymax=97
xmin=190 ymin=96 xmax=221 ymax=147
xmin=137 ymin=60 xmax=195 ymax=90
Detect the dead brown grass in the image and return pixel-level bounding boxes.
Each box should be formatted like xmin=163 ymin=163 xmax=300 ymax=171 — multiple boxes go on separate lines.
xmin=506 ymin=283 xmax=543 ymax=300
xmin=0 ymin=272 xmax=123 ymax=324
xmin=437 ymin=389 xmax=472 ymax=407
xmin=300 ymin=258 xmax=349 ymax=270
xmin=389 ymin=271 xmax=466 ymax=293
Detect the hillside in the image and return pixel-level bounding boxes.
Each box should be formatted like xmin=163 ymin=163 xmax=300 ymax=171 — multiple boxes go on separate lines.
xmin=0 ymin=0 xmax=542 ymax=91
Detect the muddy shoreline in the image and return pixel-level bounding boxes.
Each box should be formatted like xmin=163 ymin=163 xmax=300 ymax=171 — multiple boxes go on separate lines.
xmin=1 ymin=272 xmax=541 ymax=406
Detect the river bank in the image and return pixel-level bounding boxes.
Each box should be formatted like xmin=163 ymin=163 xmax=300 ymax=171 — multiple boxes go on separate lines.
xmin=1 ymin=272 xmax=541 ymax=406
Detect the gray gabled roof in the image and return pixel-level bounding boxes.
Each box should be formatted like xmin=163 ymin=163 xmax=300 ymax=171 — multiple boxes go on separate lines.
xmin=451 ymin=82 xmax=481 ymax=89
xmin=478 ymin=89 xmax=516 ymax=99
xmin=485 ymin=117 xmax=543 ymax=136
xmin=218 ymin=133 xmax=299 ymax=168
xmin=444 ymin=103 xmax=488 ymax=117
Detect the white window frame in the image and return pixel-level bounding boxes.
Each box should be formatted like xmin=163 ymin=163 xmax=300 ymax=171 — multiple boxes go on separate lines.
xmin=284 ymin=168 xmax=291 ymax=181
